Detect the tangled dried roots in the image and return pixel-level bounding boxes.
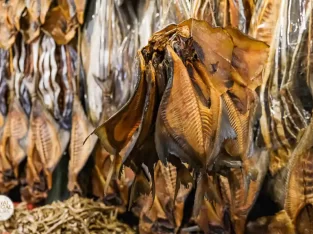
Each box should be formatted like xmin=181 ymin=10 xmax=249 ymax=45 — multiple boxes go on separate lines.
xmin=0 ymin=195 xmax=135 ymax=234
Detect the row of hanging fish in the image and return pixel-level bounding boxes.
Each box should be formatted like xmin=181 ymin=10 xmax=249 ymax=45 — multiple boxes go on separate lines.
xmin=0 ymin=0 xmax=139 ymax=207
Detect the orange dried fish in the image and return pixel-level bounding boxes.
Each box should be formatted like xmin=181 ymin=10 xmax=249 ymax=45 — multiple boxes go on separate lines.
xmin=285 ymin=120 xmax=313 ymax=233
xmin=6 ymin=0 xmax=26 ymax=31
xmin=0 ymin=2 xmax=17 ymax=49
xmin=1 ymin=97 xmax=28 ymax=179
xmin=226 ymin=149 xmax=269 ymax=234
xmin=138 ymin=162 xmax=191 ymax=233
xmin=246 ymin=210 xmax=295 ymax=234
xmin=73 ymin=0 xmax=87 ymax=24
xmin=42 ymin=6 xmax=78 ymax=45
xmin=90 ymin=19 xmax=269 ymax=228
xmin=26 ymin=98 xmax=69 ymax=191
xmin=22 ymin=40 xmax=69 ymax=202
xmin=68 ymin=95 xmax=97 ymax=193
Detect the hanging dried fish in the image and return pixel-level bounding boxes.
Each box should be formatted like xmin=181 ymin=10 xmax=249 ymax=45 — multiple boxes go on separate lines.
xmin=222 ymin=148 xmax=269 ymax=234
xmin=68 ymin=34 xmax=97 ymax=194
xmin=22 ymin=39 xmax=69 ymax=202
xmin=82 ymin=0 xmax=138 ymax=126
xmin=0 ymin=49 xmax=9 ymax=138
xmin=138 ymin=162 xmax=192 ymax=234
xmin=0 ymin=1 xmax=20 ymax=49
xmin=246 ymin=210 xmax=295 ymax=234
xmin=41 ymin=0 xmax=86 ymax=45
xmin=284 ymin=118 xmax=313 ymax=234
xmin=0 ymin=44 xmax=30 ymax=192
xmin=19 ymin=0 xmax=53 ymax=43
xmin=88 ymin=19 xmax=269 ymax=223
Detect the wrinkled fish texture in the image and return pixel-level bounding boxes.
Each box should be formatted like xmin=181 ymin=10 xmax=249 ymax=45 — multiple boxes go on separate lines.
xmin=91 ymin=17 xmax=269 ymax=234
xmin=0 ymin=1 xmax=313 ymax=234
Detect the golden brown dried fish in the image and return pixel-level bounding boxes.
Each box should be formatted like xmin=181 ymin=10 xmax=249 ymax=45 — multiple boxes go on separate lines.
xmin=285 ymin=119 xmax=313 ymax=233
xmin=0 ymin=2 xmax=18 ymax=49
xmin=138 ymin=162 xmax=192 ymax=233
xmin=88 ymin=51 xmax=148 ymax=195
xmin=194 ymin=198 xmax=230 ymax=234
xmin=1 ymin=96 xmax=28 ymax=181
xmin=246 ymin=210 xmax=295 ymax=234
xmin=90 ymin=19 xmax=269 ymax=228
xmin=22 ymin=40 xmax=69 ymax=202
xmin=68 ymin=94 xmax=97 ymax=193
xmin=92 ymin=141 xmax=135 ymax=212
xmin=224 ymin=149 xmax=269 ymax=234
xmin=42 ymin=5 xmax=78 ymax=45
xmin=6 ymin=0 xmax=26 ymax=31
xmin=249 ymin=0 xmax=282 ymax=45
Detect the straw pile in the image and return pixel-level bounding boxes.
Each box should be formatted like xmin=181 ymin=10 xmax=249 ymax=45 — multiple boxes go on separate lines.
xmin=0 ymin=195 xmax=135 ymax=234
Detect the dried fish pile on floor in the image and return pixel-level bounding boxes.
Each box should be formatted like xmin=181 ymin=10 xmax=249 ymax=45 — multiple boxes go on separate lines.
xmin=0 ymin=194 xmax=135 ymax=234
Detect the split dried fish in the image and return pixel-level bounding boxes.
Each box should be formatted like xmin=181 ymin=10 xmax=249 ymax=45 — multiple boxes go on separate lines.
xmin=89 ymin=19 xmax=269 ymax=230
xmin=22 ymin=39 xmax=69 ymax=202
xmin=92 ymin=142 xmax=135 ymax=211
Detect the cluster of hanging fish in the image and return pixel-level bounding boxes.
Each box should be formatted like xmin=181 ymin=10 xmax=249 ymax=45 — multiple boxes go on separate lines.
xmin=250 ymin=0 xmax=313 ymax=233
xmin=0 ymin=0 xmax=86 ymax=200
xmin=89 ymin=16 xmax=269 ymax=234
xmin=0 ymin=0 xmax=138 ymax=207
xmin=1 ymin=0 xmax=313 ymax=233
xmin=89 ymin=0 xmax=313 ymax=233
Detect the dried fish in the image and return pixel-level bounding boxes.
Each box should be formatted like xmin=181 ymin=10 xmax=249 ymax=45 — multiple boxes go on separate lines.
xmin=246 ymin=210 xmax=295 ymax=234
xmin=90 ymin=19 xmax=269 ymax=229
xmin=138 ymin=162 xmax=192 ymax=233
xmin=82 ymin=0 xmax=138 ymax=126
xmin=0 ymin=2 xmax=19 ymax=49
xmin=22 ymin=40 xmax=70 ymax=202
xmin=68 ymin=35 xmax=97 ymax=194
xmin=41 ymin=6 xmax=78 ymax=45
xmin=285 ymin=118 xmax=313 ymax=233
